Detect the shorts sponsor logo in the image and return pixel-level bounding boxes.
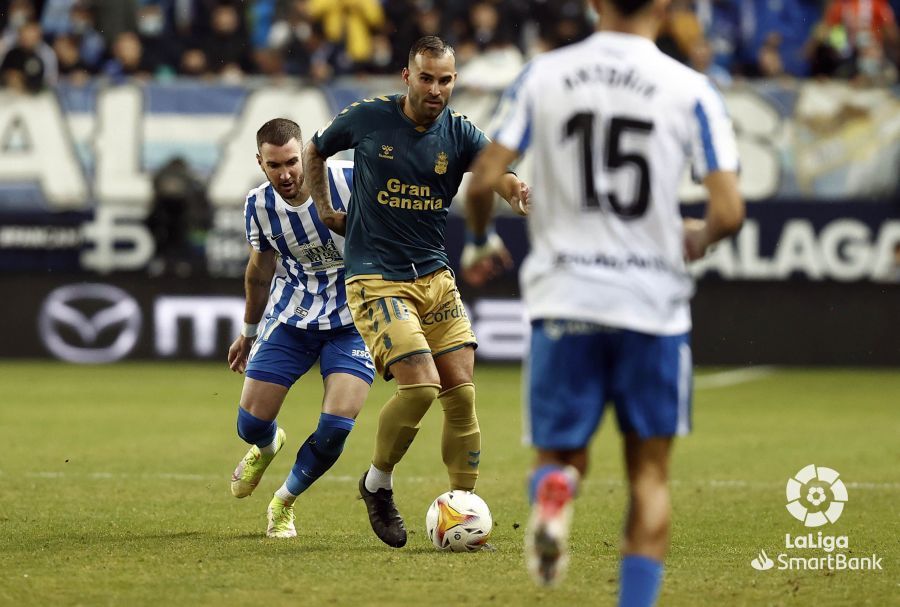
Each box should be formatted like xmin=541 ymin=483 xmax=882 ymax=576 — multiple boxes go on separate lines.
xmin=351 ymin=349 xmax=372 ymax=360
xmin=750 ymin=465 xmax=883 ymax=572
xmin=421 ymin=300 xmax=467 ymax=325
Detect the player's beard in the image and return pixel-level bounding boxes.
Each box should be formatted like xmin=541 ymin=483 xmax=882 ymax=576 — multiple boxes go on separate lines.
xmin=414 ymin=92 xmax=446 ymax=122
xmin=276 ymin=178 xmax=301 ymax=202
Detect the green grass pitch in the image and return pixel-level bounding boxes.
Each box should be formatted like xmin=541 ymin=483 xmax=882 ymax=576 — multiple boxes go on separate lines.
xmin=0 ymin=362 xmax=897 ymax=606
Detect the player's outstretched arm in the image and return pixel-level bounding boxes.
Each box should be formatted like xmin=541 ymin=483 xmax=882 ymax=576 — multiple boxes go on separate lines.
xmin=228 ymin=248 xmax=276 ymax=373
xmin=302 ymin=140 xmax=347 ymax=235
xmin=469 ymin=142 xmax=528 ymax=224
xmin=461 ymin=142 xmax=528 ymax=286
xmin=684 ymin=171 xmax=745 ymax=261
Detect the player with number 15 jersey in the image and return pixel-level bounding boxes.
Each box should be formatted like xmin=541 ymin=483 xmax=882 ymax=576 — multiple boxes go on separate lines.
xmin=467 ymin=1 xmax=745 ymax=597
xmin=492 ymin=30 xmax=739 ymax=335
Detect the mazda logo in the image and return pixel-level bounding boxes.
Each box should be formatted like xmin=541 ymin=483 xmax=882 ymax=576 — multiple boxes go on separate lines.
xmin=38 ymin=283 xmax=141 ymax=363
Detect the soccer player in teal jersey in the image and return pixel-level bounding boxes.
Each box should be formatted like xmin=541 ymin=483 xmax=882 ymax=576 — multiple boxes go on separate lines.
xmin=303 ymin=36 xmax=529 ymax=549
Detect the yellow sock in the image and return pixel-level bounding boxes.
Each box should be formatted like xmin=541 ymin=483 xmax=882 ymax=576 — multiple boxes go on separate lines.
xmin=372 ymin=383 xmax=441 ymax=473
xmin=438 ymin=383 xmax=480 ymax=491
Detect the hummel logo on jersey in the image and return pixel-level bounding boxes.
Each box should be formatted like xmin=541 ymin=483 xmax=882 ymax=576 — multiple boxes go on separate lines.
xmin=379 ymin=145 xmax=394 ymax=160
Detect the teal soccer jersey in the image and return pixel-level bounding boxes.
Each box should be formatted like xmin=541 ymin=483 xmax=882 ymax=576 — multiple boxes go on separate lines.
xmin=311 ymin=94 xmax=489 ymax=280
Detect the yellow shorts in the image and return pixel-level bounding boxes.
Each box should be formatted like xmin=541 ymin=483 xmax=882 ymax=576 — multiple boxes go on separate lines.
xmin=346 ymin=269 xmax=477 ymax=379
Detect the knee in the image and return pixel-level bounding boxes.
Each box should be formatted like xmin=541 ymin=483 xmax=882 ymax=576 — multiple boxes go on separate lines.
xmin=236 ymin=406 xmax=275 ymax=444
xmin=438 ymin=383 xmax=476 ymax=423
xmin=312 ymin=413 xmax=356 ymax=457
xmin=398 ymin=383 xmax=441 ymax=406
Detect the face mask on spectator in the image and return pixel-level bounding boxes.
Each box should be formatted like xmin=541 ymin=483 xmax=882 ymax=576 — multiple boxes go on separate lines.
xmin=293 ymin=22 xmax=311 ymax=42
xmin=71 ymin=18 xmax=90 ymax=34
xmin=10 ymin=11 xmax=29 ymax=28
xmin=139 ymin=15 xmax=165 ymax=37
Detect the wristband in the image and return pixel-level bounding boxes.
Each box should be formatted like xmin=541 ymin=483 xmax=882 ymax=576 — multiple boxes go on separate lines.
xmin=241 ymin=322 xmax=259 ymax=338
xmin=466 ymin=226 xmax=495 ymax=247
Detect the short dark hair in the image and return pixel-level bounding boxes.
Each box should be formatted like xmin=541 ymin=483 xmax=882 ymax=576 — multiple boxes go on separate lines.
xmin=256 ymin=118 xmax=301 ymax=149
xmin=408 ymin=36 xmax=454 ymax=65
xmin=609 ymin=0 xmax=654 ymax=16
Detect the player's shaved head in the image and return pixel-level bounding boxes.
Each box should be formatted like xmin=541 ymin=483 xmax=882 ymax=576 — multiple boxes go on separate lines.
xmin=408 ymin=35 xmax=454 ymax=65
xmin=257 ymin=118 xmax=302 ymax=150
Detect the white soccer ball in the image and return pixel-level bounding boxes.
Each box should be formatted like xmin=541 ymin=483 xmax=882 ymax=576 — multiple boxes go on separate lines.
xmin=425 ymin=490 xmax=493 ymax=552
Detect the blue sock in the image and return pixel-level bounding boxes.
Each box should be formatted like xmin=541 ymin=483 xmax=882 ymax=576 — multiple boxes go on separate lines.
xmin=284 ymin=413 xmax=355 ymax=496
xmin=236 ymin=407 xmax=277 ymax=448
xmin=528 ymin=464 xmax=565 ymax=504
xmin=619 ymin=555 xmax=663 ymax=607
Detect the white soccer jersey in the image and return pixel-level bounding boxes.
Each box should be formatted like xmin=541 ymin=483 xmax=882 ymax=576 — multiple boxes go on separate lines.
xmin=491 ymin=32 xmax=739 ymax=335
xmin=244 ymin=159 xmax=355 ymax=331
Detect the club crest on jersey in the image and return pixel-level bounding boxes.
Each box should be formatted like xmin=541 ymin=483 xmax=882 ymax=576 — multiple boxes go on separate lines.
xmin=434 ymin=151 xmax=448 ymax=175
xmin=379 ymin=145 xmax=394 ymax=160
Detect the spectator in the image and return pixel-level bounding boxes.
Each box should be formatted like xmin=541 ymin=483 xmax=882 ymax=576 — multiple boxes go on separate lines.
xmin=385 ymin=3 xmax=442 ymax=73
xmin=308 ymin=0 xmax=385 ymax=67
xmin=248 ymin=0 xmax=279 ymax=49
xmin=68 ymin=2 xmax=106 ymax=72
xmin=855 ymin=29 xmax=899 ymax=84
xmin=736 ymin=0 xmax=819 ymax=77
xmin=41 ymin=0 xmax=79 ymax=37
xmin=807 ymin=20 xmax=850 ymax=76
xmin=458 ymin=2 xmax=525 ymax=89
xmin=179 ymin=46 xmax=210 ymax=77
xmin=102 ymin=31 xmax=152 ymax=82
xmin=687 ymin=36 xmax=733 ymax=87
xmin=0 ymin=20 xmax=58 ymax=93
xmin=823 ymin=0 xmax=900 ymax=69
xmin=201 ymin=3 xmax=253 ymax=79
xmin=91 ymin=0 xmax=139 ymax=46
xmin=136 ymin=2 xmax=181 ymax=77
xmin=754 ymin=31 xmax=787 ymax=77
xmin=530 ymin=0 xmax=591 ymax=51
xmin=696 ymin=0 xmax=748 ymax=74
xmin=53 ymin=33 xmax=91 ymax=84
xmin=1 ymin=0 xmax=38 ymax=58
xmin=146 ymin=156 xmax=211 ymax=278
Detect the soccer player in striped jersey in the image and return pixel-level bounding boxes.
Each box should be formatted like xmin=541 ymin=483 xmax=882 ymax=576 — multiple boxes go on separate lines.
xmin=227 ymin=118 xmax=375 ymax=538
xmin=466 ymin=0 xmax=745 ymax=602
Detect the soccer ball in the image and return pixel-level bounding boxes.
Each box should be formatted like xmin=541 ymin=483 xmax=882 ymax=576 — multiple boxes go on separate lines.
xmin=425 ymin=490 xmax=493 ymax=552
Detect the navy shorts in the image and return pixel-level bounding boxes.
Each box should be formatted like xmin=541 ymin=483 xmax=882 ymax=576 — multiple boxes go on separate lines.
xmin=526 ymin=319 xmax=692 ymax=449
xmin=246 ymin=319 xmax=376 ymax=388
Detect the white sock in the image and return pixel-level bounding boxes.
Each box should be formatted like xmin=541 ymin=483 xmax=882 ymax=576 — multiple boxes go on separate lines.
xmin=258 ymin=432 xmax=279 ymax=455
xmin=275 ymin=485 xmax=297 ymax=505
xmin=365 ymin=464 xmax=393 ymax=493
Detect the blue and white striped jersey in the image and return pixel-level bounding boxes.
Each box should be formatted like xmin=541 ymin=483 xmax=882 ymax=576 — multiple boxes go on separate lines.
xmin=244 ymin=159 xmax=355 ymax=331
xmin=490 ymin=32 xmax=739 ymax=335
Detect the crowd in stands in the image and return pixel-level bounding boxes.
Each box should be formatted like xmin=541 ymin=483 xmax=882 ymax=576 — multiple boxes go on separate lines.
xmin=1 ymin=0 xmax=898 ymax=94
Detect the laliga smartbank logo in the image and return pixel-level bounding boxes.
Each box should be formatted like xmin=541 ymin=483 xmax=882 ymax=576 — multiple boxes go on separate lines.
xmin=750 ymin=465 xmax=883 ymax=572
xmin=785 ymin=464 xmax=847 ymax=526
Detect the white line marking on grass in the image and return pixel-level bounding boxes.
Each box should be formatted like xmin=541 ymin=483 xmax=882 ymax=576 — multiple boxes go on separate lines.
xmin=10 ymin=470 xmax=899 ymax=490
xmin=694 ymin=366 xmax=776 ymax=390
